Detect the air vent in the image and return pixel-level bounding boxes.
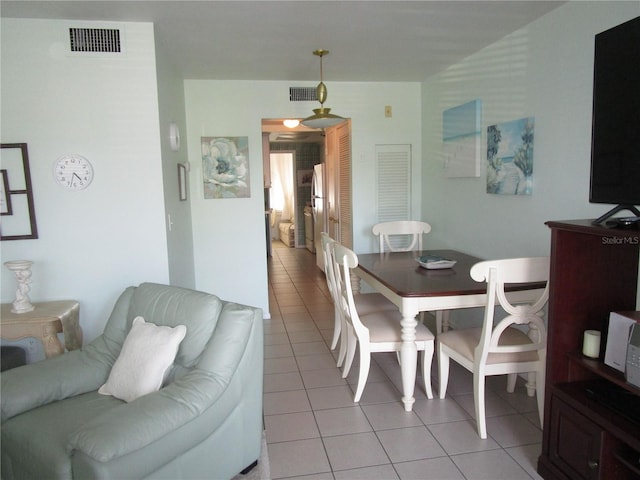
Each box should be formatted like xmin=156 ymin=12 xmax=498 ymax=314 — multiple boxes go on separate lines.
xmin=69 ymin=28 xmax=121 ymax=53
xmin=289 ymin=87 xmax=317 ymax=102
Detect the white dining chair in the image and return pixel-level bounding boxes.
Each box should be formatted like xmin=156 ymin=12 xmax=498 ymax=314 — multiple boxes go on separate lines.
xmin=372 ymin=220 xmax=447 ymax=331
xmin=437 ymin=256 xmax=549 ymax=439
xmin=332 ymin=242 xmax=435 ymax=402
xmin=321 ymin=232 xmax=341 ymax=351
xmin=372 ymin=220 xmax=432 ymax=253
xmin=321 ymin=233 xmax=396 ymax=368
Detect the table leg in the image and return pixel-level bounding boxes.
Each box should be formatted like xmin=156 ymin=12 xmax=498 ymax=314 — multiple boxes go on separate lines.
xmin=42 ymin=324 xmax=64 ymax=358
xmin=400 ymin=310 xmax=418 ymax=412
xmin=60 ymin=302 xmax=83 ymax=351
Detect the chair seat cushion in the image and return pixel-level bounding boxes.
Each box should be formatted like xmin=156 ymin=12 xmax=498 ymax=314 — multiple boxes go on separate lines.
xmin=1 ymin=391 xmax=123 ymax=480
xmin=360 ymin=310 xmax=434 ymax=344
xmin=438 ymin=327 xmax=539 ymax=364
xmin=354 ymin=293 xmax=397 ymax=316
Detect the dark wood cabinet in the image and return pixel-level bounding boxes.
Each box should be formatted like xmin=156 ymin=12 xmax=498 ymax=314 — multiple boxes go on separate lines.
xmin=538 ymin=220 xmax=640 ymax=480
xmin=548 ymin=391 xmax=603 ymax=480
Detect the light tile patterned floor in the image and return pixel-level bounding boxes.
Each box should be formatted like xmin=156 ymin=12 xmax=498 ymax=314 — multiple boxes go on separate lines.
xmin=265 ymin=242 xmax=544 ymax=480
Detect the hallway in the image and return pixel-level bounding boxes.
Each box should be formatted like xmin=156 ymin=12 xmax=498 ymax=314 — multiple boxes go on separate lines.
xmin=264 ymin=241 xmax=543 ymax=479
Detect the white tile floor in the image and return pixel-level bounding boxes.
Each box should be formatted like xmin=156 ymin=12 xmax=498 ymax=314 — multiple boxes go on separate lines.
xmin=265 ymin=242 xmax=544 ymax=480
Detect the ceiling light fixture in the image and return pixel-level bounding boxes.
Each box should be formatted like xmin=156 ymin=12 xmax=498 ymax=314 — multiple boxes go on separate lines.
xmin=283 ymin=119 xmax=300 ymax=128
xmin=301 ymin=49 xmax=345 ymax=129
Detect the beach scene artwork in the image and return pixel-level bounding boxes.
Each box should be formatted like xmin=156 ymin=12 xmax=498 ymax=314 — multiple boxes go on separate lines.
xmin=486 ymin=117 xmax=534 ymax=195
xmin=442 ymin=99 xmax=481 ymax=178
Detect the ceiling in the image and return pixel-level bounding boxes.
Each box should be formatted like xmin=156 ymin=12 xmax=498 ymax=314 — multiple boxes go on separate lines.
xmin=1 ymin=1 xmax=565 ymax=142
xmin=1 ymin=1 xmax=565 ymax=82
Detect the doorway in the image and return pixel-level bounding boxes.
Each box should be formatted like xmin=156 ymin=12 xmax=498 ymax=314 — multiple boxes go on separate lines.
xmin=269 ymin=151 xmax=296 ymax=246
xmin=262 ymin=120 xmax=325 ymax=251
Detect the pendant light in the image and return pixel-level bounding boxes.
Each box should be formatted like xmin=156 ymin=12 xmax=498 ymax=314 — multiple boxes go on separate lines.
xmin=301 ymin=49 xmax=345 ymax=129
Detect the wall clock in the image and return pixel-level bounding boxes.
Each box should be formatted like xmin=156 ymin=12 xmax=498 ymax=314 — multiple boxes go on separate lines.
xmin=169 ymin=123 xmax=180 ymax=151
xmin=53 ymin=154 xmax=94 ymax=190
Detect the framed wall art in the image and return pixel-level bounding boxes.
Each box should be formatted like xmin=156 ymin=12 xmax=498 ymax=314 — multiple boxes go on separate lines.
xmin=201 ymin=136 xmax=250 ymax=199
xmin=1 ymin=170 xmax=12 ymax=215
xmin=442 ymin=99 xmax=481 ymax=178
xmin=486 ymin=117 xmax=535 ymax=195
xmin=297 ymin=169 xmax=313 ymax=187
xmin=0 ymin=143 xmax=38 ymax=240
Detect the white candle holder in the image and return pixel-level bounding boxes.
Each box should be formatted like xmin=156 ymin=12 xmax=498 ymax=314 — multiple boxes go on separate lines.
xmin=4 ymin=260 xmax=35 ymax=313
xmin=582 ymin=329 xmax=601 ymax=359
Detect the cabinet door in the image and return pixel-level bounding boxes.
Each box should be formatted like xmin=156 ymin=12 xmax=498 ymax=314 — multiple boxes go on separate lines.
xmin=549 ymin=394 xmax=603 ymax=480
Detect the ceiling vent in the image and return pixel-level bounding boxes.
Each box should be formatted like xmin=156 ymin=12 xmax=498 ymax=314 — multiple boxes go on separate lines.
xmin=69 ymin=28 xmax=121 ymax=53
xmin=289 ymin=87 xmax=317 ymax=102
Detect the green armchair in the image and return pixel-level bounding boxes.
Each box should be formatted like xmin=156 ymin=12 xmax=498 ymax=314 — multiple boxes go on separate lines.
xmin=1 ymin=283 xmax=264 ymax=480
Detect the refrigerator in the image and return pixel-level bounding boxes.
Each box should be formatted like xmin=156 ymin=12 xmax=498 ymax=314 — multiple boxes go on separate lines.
xmin=311 ymin=164 xmax=326 ymax=271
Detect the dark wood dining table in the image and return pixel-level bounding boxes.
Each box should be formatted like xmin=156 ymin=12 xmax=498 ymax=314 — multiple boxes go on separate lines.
xmin=354 ymin=249 xmax=546 ymax=411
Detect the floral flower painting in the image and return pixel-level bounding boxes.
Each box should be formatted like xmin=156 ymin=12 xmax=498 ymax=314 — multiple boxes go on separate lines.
xmin=201 ymin=136 xmax=250 ymax=199
xmin=486 ymin=117 xmax=534 ymax=195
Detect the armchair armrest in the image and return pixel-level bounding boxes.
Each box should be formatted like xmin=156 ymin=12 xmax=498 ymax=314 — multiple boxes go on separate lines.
xmin=2 ymin=285 xmax=135 ymax=422
xmin=1 ymin=339 xmax=114 ymax=422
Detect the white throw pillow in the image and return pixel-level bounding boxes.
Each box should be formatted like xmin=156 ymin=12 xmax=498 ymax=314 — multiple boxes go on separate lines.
xmin=98 ymin=316 xmax=187 ymax=402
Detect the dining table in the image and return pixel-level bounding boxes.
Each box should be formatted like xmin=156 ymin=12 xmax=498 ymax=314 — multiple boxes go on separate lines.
xmin=353 ymin=249 xmax=546 ymax=412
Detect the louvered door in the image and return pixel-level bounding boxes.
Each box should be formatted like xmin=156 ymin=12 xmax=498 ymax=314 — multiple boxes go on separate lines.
xmin=376 ymin=144 xmax=412 ymax=249
xmin=325 ymin=120 xmax=352 ymax=248
xmin=337 ymin=122 xmax=352 ymax=248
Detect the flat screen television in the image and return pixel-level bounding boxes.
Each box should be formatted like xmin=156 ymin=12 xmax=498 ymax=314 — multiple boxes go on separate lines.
xmin=589 ymin=16 xmax=640 ymax=225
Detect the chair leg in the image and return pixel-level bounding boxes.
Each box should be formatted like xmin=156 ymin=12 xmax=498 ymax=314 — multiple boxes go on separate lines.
xmin=525 ymin=371 xmax=536 ymax=397
xmin=336 ymin=314 xmax=347 ymax=367
xmin=437 ymin=345 xmax=449 ymax=399
xmin=337 ymin=331 xmax=346 ymax=367
xmin=341 ymin=327 xmax=357 ymax=379
xmin=435 ymin=310 xmax=451 ymax=333
xmin=507 ymin=373 xmax=517 ymax=393
xmin=353 ymin=347 xmax=371 ymax=402
xmin=330 ymin=307 xmax=341 ymax=351
xmin=421 ymin=343 xmax=434 ymax=399
xmin=474 ymin=371 xmax=487 ymax=439
xmin=240 ymin=460 xmax=258 ymax=475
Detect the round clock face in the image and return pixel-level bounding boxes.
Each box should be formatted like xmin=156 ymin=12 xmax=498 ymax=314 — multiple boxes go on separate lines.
xmin=54 ymin=154 xmax=94 ymax=190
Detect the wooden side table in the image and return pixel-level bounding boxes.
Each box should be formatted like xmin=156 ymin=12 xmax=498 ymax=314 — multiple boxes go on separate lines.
xmin=0 ymin=300 xmax=82 ymax=358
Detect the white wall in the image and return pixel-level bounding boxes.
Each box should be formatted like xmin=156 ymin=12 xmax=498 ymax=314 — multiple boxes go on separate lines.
xmin=0 ymin=19 xmax=170 ymax=348
xmin=155 ymin=33 xmax=195 ymax=289
xmin=421 ymin=2 xmax=639 ymax=259
xmin=421 ymin=2 xmax=640 ymax=323
xmin=184 ymin=80 xmax=422 ymax=317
